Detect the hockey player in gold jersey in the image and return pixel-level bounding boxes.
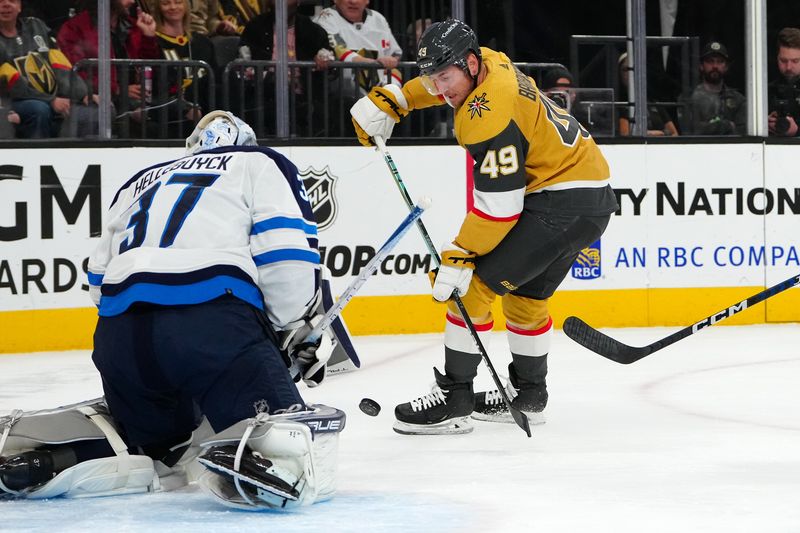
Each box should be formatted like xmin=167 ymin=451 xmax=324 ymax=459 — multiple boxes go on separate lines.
xmin=351 ymin=19 xmax=618 ymax=435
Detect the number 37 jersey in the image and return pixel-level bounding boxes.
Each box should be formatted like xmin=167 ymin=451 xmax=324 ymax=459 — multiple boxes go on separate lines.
xmin=88 ymin=146 xmax=320 ymax=329
xmin=452 ymin=48 xmax=617 ymax=255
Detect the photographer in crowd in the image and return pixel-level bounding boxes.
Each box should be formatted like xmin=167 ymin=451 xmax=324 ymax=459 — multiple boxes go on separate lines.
xmin=768 ymin=27 xmax=800 ymax=137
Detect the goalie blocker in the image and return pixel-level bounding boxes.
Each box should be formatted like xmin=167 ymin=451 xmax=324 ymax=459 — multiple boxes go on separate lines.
xmin=0 ymin=399 xmax=345 ymax=511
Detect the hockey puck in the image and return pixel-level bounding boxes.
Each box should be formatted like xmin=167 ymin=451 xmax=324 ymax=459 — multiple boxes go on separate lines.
xmin=359 ymin=398 xmax=381 ymax=417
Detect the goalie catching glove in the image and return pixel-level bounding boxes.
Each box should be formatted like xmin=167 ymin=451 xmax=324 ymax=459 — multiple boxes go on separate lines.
xmin=350 ymin=84 xmax=409 ymax=147
xmin=280 ymin=314 xmax=335 ymax=387
xmin=430 ymin=242 xmax=476 ymax=302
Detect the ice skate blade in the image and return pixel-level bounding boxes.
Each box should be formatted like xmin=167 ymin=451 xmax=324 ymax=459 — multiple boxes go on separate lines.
xmin=471 ymin=410 xmax=546 ymax=426
xmin=392 ymin=417 xmax=473 ymax=435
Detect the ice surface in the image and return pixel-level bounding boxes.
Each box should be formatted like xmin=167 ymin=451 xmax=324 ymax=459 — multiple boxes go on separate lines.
xmin=1 ymin=325 xmax=799 ymax=532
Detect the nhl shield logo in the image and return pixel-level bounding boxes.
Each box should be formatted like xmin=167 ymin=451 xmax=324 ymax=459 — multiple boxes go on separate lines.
xmin=572 ymin=239 xmax=602 ymax=280
xmin=300 ymin=166 xmax=339 ymax=231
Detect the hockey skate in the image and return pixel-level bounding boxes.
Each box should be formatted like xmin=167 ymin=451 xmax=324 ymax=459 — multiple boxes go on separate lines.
xmin=472 ymin=364 xmax=547 ymax=425
xmin=393 ymin=368 xmax=475 ymax=435
xmin=0 ymin=447 xmax=76 ymax=494
xmin=198 ymin=445 xmax=302 ymax=503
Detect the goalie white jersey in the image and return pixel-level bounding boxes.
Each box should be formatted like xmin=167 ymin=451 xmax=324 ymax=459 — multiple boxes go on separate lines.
xmin=88 ymin=146 xmax=320 ymax=329
xmin=313 ymin=7 xmax=402 ymax=87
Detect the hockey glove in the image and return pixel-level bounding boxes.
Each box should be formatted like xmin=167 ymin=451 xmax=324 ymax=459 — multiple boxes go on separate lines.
xmin=280 ymin=314 xmax=335 ymax=387
xmin=350 ymin=84 xmax=409 ymax=147
xmin=431 ymin=242 xmax=476 ymax=302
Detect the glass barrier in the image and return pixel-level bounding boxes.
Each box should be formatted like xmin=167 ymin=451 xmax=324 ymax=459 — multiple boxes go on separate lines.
xmin=543 ymin=88 xmax=616 ymax=138
xmin=2 ymin=1 xmax=799 ymax=142
xmin=73 ymin=59 xmax=215 ymax=139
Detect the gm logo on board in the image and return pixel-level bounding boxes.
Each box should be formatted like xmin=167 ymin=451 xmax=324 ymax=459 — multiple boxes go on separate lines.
xmin=300 ymin=166 xmax=339 ymax=231
xmin=572 ymin=239 xmax=602 ymax=280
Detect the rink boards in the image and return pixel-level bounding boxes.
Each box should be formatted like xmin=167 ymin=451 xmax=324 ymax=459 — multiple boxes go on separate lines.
xmin=1 ymin=142 xmax=798 ymax=352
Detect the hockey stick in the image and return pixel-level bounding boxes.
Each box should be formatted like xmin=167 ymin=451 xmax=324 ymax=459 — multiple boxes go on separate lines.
xmin=563 ymin=273 xmax=800 ymax=364
xmin=373 ymin=136 xmax=532 ymax=438
xmin=289 ymin=199 xmax=431 ymax=378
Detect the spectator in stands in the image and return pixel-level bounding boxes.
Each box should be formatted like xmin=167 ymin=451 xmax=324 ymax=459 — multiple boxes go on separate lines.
xmin=678 ymin=41 xmax=745 ymax=135
xmin=617 ymin=52 xmax=678 ymax=136
xmin=768 ymin=27 xmax=800 ymax=137
xmin=217 ymin=0 xmax=261 ymax=35
xmin=188 ymin=0 xmax=236 ymax=36
xmin=0 ymin=0 xmax=92 ymax=138
xmin=314 ymin=0 xmax=402 ymax=98
xmin=57 ymin=0 xmax=160 ymax=105
xmin=20 ymin=0 xmax=78 ymax=33
xmin=312 ymin=0 xmax=402 ymax=135
xmin=541 ymin=66 xmax=612 ymax=136
xmin=151 ymin=0 xmax=216 ymax=135
xmin=405 ymin=17 xmax=432 ymax=56
xmin=541 ymin=67 xmax=577 ymax=112
xmin=239 ymin=0 xmax=333 ymax=136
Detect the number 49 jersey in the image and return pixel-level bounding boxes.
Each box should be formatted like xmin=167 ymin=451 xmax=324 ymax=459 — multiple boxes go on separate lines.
xmin=452 ymin=48 xmax=616 ymax=255
xmin=88 ymin=146 xmax=319 ymax=329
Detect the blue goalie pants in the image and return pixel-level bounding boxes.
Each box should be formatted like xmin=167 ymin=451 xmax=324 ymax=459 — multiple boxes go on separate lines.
xmin=92 ymin=295 xmax=304 ymax=453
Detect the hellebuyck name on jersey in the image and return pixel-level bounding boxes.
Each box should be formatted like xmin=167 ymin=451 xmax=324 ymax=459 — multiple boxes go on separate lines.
xmin=88 ymin=146 xmax=320 ymax=329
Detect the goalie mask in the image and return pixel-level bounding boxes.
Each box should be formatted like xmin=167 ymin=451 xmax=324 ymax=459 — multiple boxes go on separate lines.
xmin=186 ymin=110 xmax=257 ymax=155
xmin=417 ymin=19 xmax=481 ymax=96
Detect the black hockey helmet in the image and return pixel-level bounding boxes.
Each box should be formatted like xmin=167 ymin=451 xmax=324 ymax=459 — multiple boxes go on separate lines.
xmin=416 ymin=19 xmax=481 ymax=78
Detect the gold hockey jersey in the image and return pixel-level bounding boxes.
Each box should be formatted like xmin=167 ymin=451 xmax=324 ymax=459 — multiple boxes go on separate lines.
xmin=403 ymin=47 xmax=611 ymax=256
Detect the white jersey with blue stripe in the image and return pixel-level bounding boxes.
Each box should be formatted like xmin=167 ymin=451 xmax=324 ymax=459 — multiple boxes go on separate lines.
xmin=88 ymin=146 xmax=319 ymax=330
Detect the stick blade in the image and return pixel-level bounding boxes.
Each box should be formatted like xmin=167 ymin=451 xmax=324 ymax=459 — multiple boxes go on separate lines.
xmin=562 ymin=316 xmax=651 ymax=364
xmin=510 ymin=407 xmax=532 ymax=437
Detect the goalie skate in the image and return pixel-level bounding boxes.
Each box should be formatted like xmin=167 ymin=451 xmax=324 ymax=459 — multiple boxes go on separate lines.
xmin=392 ymin=368 xmax=475 ymax=435
xmin=198 ymin=445 xmax=302 ymax=502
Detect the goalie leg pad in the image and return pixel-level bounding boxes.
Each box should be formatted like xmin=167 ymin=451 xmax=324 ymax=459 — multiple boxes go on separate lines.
xmin=0 ymin=398 xmax=158 ymax=499
xmin=19 ymin=455 xmax=157 ymax=499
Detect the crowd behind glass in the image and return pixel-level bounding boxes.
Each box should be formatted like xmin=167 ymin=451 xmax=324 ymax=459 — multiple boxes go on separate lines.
xmin=1 ymin=0 xmax=798 ymax=141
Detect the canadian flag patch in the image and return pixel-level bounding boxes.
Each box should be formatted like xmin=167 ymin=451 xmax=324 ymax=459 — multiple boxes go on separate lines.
xmin=381 ymin=39 xmax=390 ymax=48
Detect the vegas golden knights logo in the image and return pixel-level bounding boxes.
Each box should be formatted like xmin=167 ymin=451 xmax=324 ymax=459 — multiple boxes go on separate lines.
xmin=300 ymin=166 xmax=339 ymax=231
xmin=15 ymin=52 xmax=56 ymax=95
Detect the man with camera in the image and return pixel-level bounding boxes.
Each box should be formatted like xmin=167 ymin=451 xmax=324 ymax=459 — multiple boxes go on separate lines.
xmin=768 ymin=27 xmax=800 ymax=137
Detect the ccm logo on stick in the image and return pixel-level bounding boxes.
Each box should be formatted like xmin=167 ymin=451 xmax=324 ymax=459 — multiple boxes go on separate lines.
xmin=692 ymin=302 xmax=748 ymax=332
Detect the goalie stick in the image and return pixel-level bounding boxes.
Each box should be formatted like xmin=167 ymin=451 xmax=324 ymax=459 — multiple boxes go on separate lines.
xmin=289 ymin=199 xmax=431 ymax=378
xmin=563 ymin=273 xmax=800 ymax=364
xmin=373 ymin=136 xmax=532 ymax=438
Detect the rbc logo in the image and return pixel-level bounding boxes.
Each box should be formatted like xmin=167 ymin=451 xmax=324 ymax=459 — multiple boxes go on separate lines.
xmin=572 ymin=239 xmax=601 ymax=280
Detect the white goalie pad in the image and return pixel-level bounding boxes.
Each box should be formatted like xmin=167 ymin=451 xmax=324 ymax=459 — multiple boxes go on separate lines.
xmin=0 ymin=398 xmax=157 ymax=499
xmin=20 ymin=455 xmax=157 ymax=500
xmin=196 ymin=404 xmax=345 ymax=511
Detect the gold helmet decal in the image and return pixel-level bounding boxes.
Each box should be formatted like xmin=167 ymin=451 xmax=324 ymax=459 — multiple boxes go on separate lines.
xmin=19 ymin=52 xmax=57 ymax=95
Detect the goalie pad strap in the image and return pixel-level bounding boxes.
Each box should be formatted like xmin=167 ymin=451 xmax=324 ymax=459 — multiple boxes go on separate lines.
xmin=77 ymin=406 xmax=131 ymax=489
xmin=0 ymin=409 xmax=23 ymax=456
xmin=76 ymin=406 xmax=129 ymax=454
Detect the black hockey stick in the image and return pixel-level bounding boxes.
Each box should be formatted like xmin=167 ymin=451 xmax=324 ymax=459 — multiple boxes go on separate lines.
xmin=563 ymin=273 xmax=800 ymax=364
xmin=373 ymin=136 xmax=531 ymax=438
